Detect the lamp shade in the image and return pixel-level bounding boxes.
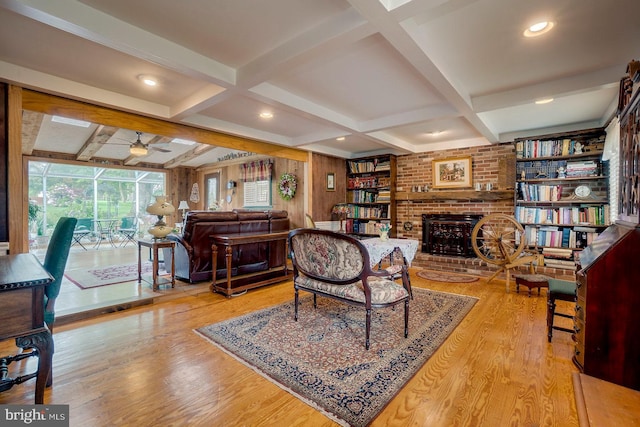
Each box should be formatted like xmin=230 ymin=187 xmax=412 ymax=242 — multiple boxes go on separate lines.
xmin=146 ymin=196 xmax=175 ymax=216
xmin=178 ymin=200 xmax=190 ymax=211
xmin=129 ymin=143 xmax=148 ymax=156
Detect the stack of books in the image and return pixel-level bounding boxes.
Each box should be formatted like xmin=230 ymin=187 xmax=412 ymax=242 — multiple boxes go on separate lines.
xmin=543 ymin=246 xmax=577 ymax=269
xmin=566 ymin=160 xmax=599 ymax=177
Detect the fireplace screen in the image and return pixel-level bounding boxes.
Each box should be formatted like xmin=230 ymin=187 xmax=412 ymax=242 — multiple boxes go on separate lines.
xmin=422 ymin=214 xmax=483 ymax=257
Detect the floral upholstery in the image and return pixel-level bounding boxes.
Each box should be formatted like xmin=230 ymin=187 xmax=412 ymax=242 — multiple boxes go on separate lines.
xmin=288 ymin=228 xmax=411 ymax=349
xmin=291 ymin=232 xmax=365 ymax=280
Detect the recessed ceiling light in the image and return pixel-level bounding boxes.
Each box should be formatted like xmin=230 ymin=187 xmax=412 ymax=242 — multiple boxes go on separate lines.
xmin=138 ymin=75 xmax=158 ymax=86
xmin=535 ymin=98 xmax=554 ymax=105
xmin=524 ymin=21 xmax=555 ymax=37
xmin=259 ymin=111 xmax=273 ymax=119
xmin=336 ymin=136 xmax=345 ymax=141
xmin=425 ymin=131 xmax=443 ymax=137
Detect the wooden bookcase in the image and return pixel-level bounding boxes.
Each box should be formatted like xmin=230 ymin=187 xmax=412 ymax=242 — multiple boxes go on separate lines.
xmin=345 ymin=155 xmax=396 ymax=237
xmin=514 ymin=128 xmax=609 ymax=269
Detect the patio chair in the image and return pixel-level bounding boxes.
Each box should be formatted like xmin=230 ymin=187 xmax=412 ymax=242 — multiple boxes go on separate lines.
xmin=118 ymin=216 xmax=138 ymax=247
xmin=288 ymin=228 xmax=411 ymax=350
xmin=72 ymin=218 xmax=93 ymax=250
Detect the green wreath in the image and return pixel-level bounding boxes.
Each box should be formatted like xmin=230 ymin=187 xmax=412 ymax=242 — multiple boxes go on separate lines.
xmin=277 ymin=172 xmax=297 ymax=201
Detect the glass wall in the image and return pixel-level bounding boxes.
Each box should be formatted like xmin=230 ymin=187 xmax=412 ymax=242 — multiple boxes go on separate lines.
xmin=28 ymin=161 xmax=166 ymax=238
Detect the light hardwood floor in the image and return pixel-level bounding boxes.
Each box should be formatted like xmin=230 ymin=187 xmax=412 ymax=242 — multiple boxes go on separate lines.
xmin=0 ymin=268 xmax=579 ymax=426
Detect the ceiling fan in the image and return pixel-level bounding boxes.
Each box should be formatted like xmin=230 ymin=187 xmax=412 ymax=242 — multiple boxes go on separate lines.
xmin=127 ymin=132 xmax=171 ymax=156
xmin=105 ymin=131 xmax=172 ymax=156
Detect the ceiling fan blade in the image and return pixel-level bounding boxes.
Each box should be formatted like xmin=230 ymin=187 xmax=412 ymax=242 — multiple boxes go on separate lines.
xmin=150 ymin=146 xmax=171 ymax=153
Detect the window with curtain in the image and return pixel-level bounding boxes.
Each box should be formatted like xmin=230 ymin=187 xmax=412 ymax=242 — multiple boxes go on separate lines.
xmin=241 ymin=160 xmax=273 ymax=208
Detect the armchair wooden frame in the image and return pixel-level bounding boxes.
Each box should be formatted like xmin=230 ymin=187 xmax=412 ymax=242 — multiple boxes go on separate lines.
xmin=288 ymin=228 xmax=411 ymax=350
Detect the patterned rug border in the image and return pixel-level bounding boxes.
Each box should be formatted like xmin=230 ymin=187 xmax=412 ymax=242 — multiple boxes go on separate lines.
xmin=65 ymin=263 xmax=156 ymax=289
xmin=416 ymin=270 xmax=480 ymax=283
xmin=195 ymin=288 xmax=478 ymax=426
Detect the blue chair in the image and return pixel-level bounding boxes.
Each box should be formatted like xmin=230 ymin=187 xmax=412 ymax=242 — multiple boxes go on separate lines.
xmin=546 ymin=278 xmax=577 ymax=342
xmin=71 ymin=218 xmax=93 ymax=250
xmin=42 ymin=217 xmax=77 ymax=385
xmin=117 ymin=216 xmax=138 ymax=247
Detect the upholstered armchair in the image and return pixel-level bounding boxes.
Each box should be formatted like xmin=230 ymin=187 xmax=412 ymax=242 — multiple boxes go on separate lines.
xmin=288 ymin=228 xmax=411 ymax=350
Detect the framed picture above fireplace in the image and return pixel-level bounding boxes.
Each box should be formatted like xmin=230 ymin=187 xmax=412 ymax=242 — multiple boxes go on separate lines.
xmin=432 ymin=156 xmax=472 ymax=189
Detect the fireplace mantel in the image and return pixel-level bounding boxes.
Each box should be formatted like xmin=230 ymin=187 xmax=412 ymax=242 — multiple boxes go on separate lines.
xmin=395 ymin=190 xmax=513 ymax=201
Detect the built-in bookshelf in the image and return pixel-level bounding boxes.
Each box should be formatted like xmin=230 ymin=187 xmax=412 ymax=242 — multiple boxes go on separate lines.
xmin=514 ymin=128 xmax=609 ymax=269
xmin=345 ymin=155 xmax=396 ymax=237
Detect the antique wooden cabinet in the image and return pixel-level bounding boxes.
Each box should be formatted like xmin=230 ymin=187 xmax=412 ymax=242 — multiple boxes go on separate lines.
xmin=574 ymin=221 xmax=640 ymax=390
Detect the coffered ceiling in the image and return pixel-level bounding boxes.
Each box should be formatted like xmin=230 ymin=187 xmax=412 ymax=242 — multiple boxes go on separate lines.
xmin=1 ymin=0 xmax=638 ymax=168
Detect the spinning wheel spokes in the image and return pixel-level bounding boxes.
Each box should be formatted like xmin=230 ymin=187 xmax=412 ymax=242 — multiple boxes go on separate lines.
xmin=472 ymin=214 xmax=525 ymax=266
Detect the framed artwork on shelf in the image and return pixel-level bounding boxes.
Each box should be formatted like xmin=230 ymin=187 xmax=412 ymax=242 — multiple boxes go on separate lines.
xmin=432 ymin=156 xmax=472 ymax=189
xmin=326 ymin=172 xmax=336 ymax=191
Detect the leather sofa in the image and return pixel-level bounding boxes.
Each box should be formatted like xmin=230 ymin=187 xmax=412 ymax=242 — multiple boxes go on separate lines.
xmin=166 ymin=209 xmax=289 ymax=283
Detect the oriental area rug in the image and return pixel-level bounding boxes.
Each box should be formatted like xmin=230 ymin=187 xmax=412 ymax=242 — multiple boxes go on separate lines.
xmin=417 ymin=270 xmax=480 ymax=283
xmin=195 ymin=288 xmax=477 ymax=427
xmin=65 ymin=263 xmax=156 ymax=289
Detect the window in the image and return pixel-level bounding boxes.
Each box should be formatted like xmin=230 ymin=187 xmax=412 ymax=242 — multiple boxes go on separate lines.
xmin=244 ymin=180 xmax=271 ymax=207
xmin=204 ymin=172 xmax=220 ymax=209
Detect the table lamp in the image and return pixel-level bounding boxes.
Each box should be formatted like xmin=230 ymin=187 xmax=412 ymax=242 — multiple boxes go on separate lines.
xmin=178 ymin=200 xmax=190 ymax=219
xmin=146 ymin=196 xmax=175 ymax=239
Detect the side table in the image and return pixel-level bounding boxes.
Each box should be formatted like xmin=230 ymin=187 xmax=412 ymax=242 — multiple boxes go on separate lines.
xmin=138 ymin=238 xmax=176 ymax=291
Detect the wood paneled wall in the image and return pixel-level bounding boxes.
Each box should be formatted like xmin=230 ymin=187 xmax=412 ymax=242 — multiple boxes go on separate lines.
xmin=309 ymin=152 xmax=346 ymax=221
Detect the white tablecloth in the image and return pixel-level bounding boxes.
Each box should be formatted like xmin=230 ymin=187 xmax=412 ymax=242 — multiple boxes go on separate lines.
xmin=360 ymin=237 xmax=419 ymax=267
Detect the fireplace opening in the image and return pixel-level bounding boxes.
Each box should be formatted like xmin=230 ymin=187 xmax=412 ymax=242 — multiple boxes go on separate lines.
xmin=422 ymin=214 xmax=483 ymax=257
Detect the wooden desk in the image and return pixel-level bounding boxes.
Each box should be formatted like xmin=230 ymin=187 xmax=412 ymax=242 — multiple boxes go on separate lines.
xmin=210 ymin=231 xmax=290 ymax=297
xmin=573 ymin=373 xmax=640 ymax=426
xmin=137 ymin=239 xmax=175 ymax=291
xmin=0 ymin=253 xmax=54 ymax=404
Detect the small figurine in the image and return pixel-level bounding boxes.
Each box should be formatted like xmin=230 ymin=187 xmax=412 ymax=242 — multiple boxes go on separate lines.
xmin=574 ymin=142 xmax=584 ymax=154
xmin=557 ymin=166 xmax=566 ymax=178
xmin=521 ymin=170 xmax=526 ymax=180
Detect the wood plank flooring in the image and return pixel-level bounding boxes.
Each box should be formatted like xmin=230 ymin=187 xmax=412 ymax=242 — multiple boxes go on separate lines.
xmin=0 ymin=269 xmax=579 ymax=426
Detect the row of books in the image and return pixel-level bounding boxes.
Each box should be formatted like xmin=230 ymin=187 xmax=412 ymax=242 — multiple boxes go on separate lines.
xmin=344 ymin=219 xmax=390 ymax=234
xmin=518 ymin=183 xmax=563 ymax=201
xmin=524 ymin=225 xmax=600 ymax=249
xmin=349 ymin=190 xmax=388 ymax=203
xmin=347 ymin=158 xmax=391 ymax=173
xmin=515 ymin=137 xmax=604 ymax=159
xmin=515 ymin=205 xmax=610 ymax=226
xmin=346 ymin=204 xmax=389 ymax=219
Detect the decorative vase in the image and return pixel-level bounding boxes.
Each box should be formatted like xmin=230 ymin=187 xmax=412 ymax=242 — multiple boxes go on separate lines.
xmin=379 ymin=231 xmax=389 ymax=241
xmin=146 ymin=196 xmax=175 ymax=239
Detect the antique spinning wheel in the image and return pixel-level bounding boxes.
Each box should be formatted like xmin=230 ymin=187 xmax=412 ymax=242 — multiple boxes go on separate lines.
xmin=471 ymin=213 xmax=542 ymax=291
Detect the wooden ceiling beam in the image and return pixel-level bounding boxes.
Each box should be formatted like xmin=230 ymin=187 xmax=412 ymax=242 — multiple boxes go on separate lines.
xmin=22 ymin=89 xmax=309 ymax=163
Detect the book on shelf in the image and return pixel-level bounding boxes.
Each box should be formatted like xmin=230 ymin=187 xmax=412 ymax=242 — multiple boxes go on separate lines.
xmin=544 ymin=258 xmax=576 ymax=269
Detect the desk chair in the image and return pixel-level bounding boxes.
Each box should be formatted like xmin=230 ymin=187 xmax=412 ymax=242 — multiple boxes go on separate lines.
xmin=547 ymin=278 xmax=577 ymax=342
xmin=38 ymin=217 xmax=76 ymax=387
